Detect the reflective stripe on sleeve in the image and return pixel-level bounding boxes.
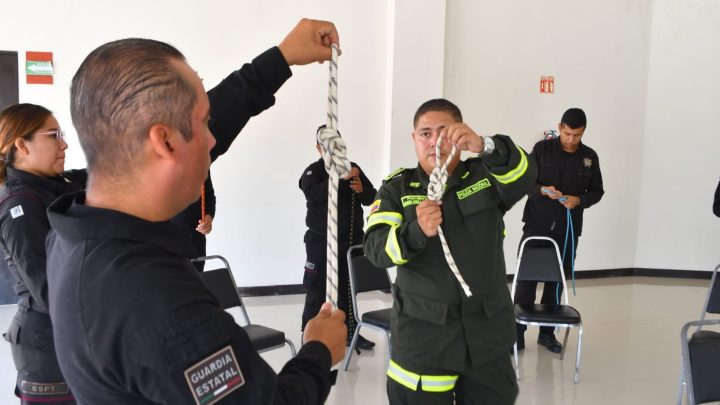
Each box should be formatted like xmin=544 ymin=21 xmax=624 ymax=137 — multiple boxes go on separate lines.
xmin=387 ymin=360 xmax=420 ymax=391
xmin=387 ymin=360 xmax=459 ymax=393
xmin=366 ymin=211 xmax=403 ymax=230
xmin=491 ymin=145 xmax=529 ymax=184
xmin=421 ymin=375 xmax=459 ymax=392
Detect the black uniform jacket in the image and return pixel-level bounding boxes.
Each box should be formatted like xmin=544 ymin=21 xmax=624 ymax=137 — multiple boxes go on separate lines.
xmin=47 ymin=193 xmax=332 ymax=405
xmin=0 ymin=167 xmax=85 ymax=313
xmin=522 ymin=138 xmax=604 ymax=236
xmin=46 ymin=47 xmax=334 ymax=404
xmin=364 ymin=135 xmax=537 ymax=372
xmin=299 ymin=159 xmax=376 ymax=243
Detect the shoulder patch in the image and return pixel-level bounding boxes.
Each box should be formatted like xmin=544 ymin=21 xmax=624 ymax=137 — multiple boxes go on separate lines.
xmin=185 ymin=346 xmax=244 ymax=405
xmin=369 ymin=199 xmax=381 ymax=214
xmin=10 ymin=205 xmax=24 ymax=219
xmin=383 ymin=167 xmax=407 ymax=181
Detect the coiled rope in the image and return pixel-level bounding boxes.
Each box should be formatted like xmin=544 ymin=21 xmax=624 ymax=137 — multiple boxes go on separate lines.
xmin=317 ymin=44 xmax=351 ymax=308
xmin=427 ymin=136 xmax=472 ymax=297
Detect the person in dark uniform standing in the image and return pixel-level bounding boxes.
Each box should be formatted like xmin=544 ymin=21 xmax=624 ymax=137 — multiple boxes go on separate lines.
xmin=0 ymin=103 xmax=85 ymax=404
xmin=300 ymin=125 xmax=377 ymax=350
xmin=515 ymin=108 xmax=604 ymax=353
xmin=364 ymin=99 xmax=536 ymax=405
xmin=45 ymin=19 xmax=347 ymax=405
xmin=172 ymin=171 xmax=216 ymax=271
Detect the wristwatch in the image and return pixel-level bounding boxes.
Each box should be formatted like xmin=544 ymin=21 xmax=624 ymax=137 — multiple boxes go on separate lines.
xmin=480 ymin=136 xmax=495 ymax=157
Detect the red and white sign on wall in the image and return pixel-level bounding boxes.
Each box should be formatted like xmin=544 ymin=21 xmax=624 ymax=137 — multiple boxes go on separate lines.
xmin=540 ymin=76 xmax=554 ymax=94
xmin=26 ymin=51 xmax=54 ymax=85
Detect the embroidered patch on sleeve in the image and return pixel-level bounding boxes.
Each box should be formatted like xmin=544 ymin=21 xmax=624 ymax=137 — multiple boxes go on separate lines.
xmin=185 ymin=346 xmax=244 ymax=405
xmin=10 ymin=205 xmax=24 ymax=219
xmin=369 ymin=199 xmax=381 ymax=214
xmin=20 ymin=380 xmax=70 ymax=396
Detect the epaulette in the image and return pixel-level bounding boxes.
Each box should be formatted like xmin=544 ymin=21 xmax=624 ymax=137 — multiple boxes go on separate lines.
xmin=383 ymin=167 xmax=410 ymax=183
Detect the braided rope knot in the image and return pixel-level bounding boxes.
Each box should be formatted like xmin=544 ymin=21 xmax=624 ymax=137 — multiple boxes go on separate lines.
xmin=317 ymin=127 xmax=351 ymax=180
xmin=427 ymin=136 xmax=472 ymax=297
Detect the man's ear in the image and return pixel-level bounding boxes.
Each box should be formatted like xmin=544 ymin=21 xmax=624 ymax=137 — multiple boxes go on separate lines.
xmin=148 ymin=124 xmax=176 ymax=158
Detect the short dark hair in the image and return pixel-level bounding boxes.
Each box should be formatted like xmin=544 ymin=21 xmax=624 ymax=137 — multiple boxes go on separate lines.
xmin=70 ymin=38 xmax=196 ymax=177
xmin=0 ymin=103 xmax=52 ymax=183
xmin=413 ymin=98 xmax=463 ymax=128
xmin=560 ymin=108 xmax=587 ymax=129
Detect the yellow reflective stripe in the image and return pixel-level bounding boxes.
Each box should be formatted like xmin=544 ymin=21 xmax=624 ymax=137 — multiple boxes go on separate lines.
xmin=387 ymin=360 xmax=458 ymax=393
xmin=421 ymin=375 xmax=459 ymax=392
xmin=385 ymin=224 xmax=408 ymax=265
xmin=491 ymin=145 xmax=529 ymax=184
xmin=366 ymin=211 xmax=402 ymax=230
xmin=387 ymin=360 xmax=420 ymax=391
xmin=366 ymin=212 xmax=408 ymax=265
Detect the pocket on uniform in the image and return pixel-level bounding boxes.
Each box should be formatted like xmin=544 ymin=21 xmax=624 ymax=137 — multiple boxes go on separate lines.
xmin=400 ymin=291 xmax=448 ymax=325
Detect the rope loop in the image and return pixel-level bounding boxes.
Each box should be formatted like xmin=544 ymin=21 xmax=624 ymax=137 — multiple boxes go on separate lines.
xmin=317 ymin=127 xmax=351 ymax=180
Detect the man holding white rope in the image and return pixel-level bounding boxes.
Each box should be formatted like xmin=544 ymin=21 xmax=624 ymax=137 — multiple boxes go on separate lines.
xmin=364 ymin=98 xmax=536 ymax=404
xmin=46 ymin=19 xmax=346 ymax=405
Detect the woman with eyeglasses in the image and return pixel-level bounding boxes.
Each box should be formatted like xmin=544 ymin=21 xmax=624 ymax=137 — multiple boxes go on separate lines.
xmin=0 ymin=103 xmax=84 ymax=404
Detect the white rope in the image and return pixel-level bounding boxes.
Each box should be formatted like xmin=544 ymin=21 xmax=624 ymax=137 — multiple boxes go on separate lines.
xmin=317 ymin=44 xmax=350 ymax=308
xmin=427 ymin=136 xmax=472 ymax=297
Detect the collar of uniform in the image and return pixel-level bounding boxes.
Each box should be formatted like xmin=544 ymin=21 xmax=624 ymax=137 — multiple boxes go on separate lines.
xmin=47 ymin=192 xmax=195 ymax=258
xmin=5 ymin=167 xmax=70 ymax=195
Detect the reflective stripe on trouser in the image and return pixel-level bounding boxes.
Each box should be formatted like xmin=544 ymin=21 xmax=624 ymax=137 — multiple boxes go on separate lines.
xmin=387 ymin=360 xmax=458 ymax=392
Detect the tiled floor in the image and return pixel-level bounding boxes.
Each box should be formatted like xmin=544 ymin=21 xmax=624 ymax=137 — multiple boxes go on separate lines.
xmin=0 ymin=276 xmax=714 ymax=404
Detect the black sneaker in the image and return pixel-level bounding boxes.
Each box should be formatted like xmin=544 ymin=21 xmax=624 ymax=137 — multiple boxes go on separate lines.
xmin=537 ymin=333 xmax=562 ymax=353
xmin=347 ymin=334 xmax=376 ymax=351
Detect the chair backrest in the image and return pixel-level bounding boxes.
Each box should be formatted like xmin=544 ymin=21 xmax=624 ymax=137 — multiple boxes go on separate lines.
xmin=194 ymin=255 xmax=251 ymax=325
xmin=348 ymin=245 xmax=392 ymax=294
xmin=511 ymin=236 xmax=568 ymax=304
xmin=703 ymin=264 xmax=720 ymax=315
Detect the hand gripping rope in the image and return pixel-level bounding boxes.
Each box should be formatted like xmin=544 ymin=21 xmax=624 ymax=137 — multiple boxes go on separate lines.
xmin=427 ymin=136 xmax=472 ymax=297
xmin=317 ymin=44 xmax=351 ymax=308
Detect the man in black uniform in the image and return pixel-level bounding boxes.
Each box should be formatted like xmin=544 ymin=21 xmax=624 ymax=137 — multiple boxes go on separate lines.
xmin=515 ymin=108 xmax=604 ymax=353
xmin=46 ymin=19 xmax=347 ymax=405
xmin=300 ymin=126 xmax=377 ymax=350
xmin=364 ymin=99 xmax=536 ymax=404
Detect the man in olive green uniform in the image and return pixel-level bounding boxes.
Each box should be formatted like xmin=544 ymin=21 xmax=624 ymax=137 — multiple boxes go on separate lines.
xmin=364 ymin=99 xmax=536 ymax=404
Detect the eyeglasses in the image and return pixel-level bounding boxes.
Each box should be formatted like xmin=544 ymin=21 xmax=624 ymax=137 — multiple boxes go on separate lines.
xmin=35 ymin=128 xmax=66 ymax=143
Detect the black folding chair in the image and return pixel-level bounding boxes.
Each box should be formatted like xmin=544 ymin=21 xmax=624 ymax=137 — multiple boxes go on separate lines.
xmin=677 ymin=263 xmax=720 ymax=405
xmin=342 ymin=244 xmax=392 ymax=371
xmin=193 ymin=255 xmax=297 ymax=357
xmin=510 ymin=236 xmax=583 ymax=383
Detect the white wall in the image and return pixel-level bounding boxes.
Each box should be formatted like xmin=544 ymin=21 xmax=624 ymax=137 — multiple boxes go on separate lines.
xmin=635 ymin=0 xmax=720 ymax=270
xmin=2 ymin=0 xmax=719 ymax=287
xmin=444 ymin=0 xmax=653 ymax=273
xmin=0 ymin=0 xmax=389 ymax=287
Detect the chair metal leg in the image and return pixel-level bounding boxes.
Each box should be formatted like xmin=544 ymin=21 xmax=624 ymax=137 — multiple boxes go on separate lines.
xmin=513 ymin=343 xmax=520 ymax=379
xmin=574 ymin=324 xmax=583 ymax=384
xmin=285 ymin=338 xmax=297 ymax=357
xmin=384 ymin=331 xmax=392 ymax=367
xmin=342 ymin=326 xmax=361 ymax=371
xmin=676 ymin=364 xmax=685 ymax=405
xmin=559 ymin=327 xmax=570 ymax=360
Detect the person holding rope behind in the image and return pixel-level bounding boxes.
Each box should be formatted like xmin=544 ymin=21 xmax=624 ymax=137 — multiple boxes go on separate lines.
xmin=515 ymin=108 xmax=604 ymax=353
xmin=364 ymin=98 xmax=536 ymax=405
xmin=300 ymin=125 xmax=377 ymax=351
xmin=45 ymin=19 xmax=346 ymax=405
xmin=0 ymin=103 xmax=85 ymax=404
